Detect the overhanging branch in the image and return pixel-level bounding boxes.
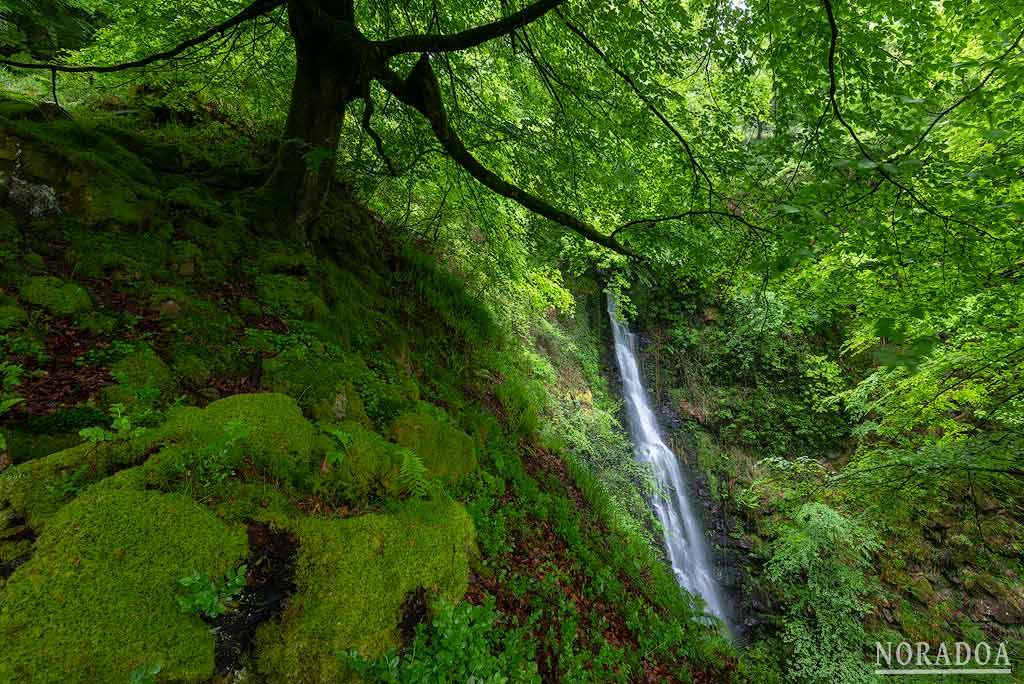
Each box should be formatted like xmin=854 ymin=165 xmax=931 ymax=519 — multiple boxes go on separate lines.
xmin=378 ymin=0 xmax=565 ymax=56
xmin=819 ymin=0 xmax=1002 ymax=241
xmin=381 ymin=55 xmax=634 ymax=256
xmin=0 ymin=0 xmax=285 ymax=74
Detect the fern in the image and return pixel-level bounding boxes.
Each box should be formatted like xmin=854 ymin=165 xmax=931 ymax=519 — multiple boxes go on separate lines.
xmin=399 ymin=451 xmax=429 ymax=498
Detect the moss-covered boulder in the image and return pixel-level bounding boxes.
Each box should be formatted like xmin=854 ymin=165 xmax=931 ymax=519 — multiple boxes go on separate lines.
xmin=313 ymin=421 xmax=407 ymax=506
xmin=101 ymin=345 xmax=177 ymax=409
xmin=18 ymin=275 xmax=91 ymax=316
xmin=0 ymin=438 xmax=156 ymax=530
xmin=0 ymin=489 xmax=247 ymax=684
xmin=390 ymin=403 xmax=476 ymax=480
xmin=256 ymin=498 xmax=475 ymax=683
xmin=144 ymin=393 xmax=321 ymax=489
xmin=255 ymin=273 xmax=330 ymax=322
xmin=263 ymin=347 xmax=371 ymax=425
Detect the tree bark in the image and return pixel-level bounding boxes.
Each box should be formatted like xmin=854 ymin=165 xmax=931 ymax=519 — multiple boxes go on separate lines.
xmin=265 ymin=0 xmax=359 ymax=241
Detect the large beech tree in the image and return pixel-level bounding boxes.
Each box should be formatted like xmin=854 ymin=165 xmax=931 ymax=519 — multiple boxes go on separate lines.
xmin=3 ymin=0 xmax=643 ymax=251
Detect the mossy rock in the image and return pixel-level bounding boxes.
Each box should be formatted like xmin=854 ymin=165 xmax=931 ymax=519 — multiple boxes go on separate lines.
xmin=144 ymin=393 xmax=321 ymax=489
xmin=391 ymin=403 xmax=477 ymax=480
xmin=255 ymin=273 xmax=330 ymax=322
xmin=312 ymin=421 xmax=406 ymax=506
xmin=263 ymin=347 xmax=371 ymax=425
xmin=0 ymin=437 xmax=157 ymax=530
xmin=102 ymin=345 xmax=176 ymax=409
xmin=256 ymin=498 xmax=475 ymax=683
xmin=64 ymin=225 xmax=172 ymax=281
xmin=0 ymin=488 xmax=247 ymax=683
xmin=18 ymin=275 xmax=92 ymax=316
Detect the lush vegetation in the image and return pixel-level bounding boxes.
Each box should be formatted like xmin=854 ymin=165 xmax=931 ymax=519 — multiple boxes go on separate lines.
xmin=0 ymin=0 xmax=1022 ymax=682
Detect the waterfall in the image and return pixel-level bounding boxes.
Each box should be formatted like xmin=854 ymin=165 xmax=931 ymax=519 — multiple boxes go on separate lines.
xmin=607 ymin=295 xmax=728 ymax=624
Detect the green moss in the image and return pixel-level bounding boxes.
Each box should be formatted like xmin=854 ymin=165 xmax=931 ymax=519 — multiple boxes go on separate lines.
xmin=3 ymin=428 xmax=82 ymax=464
xmin=0 ymin=489 xmax=246 ymax=684
xmin=64 ymin=226 xmax=172 ymax=281
xmin=0 ymin=298 xmax=26 ymax=331
xmin=156 ymin=290 xmax=244 ymax=378
xmin=145 ymin=393 xmax=321 ymax=489
xmin=18 ymin=275 xmax=92 ymax=316
xmin=263 ymin=347 xmax=371 ymax=425
xmin=391 ymin=402 xmax=477 ymax=480
xmin=256 ymin=498 xmax=475 ymax=683
xmin=205 ymin=480 xmax=302 ymax=528
xmin=0 ymin=538 xmax=31 ymax=564
xmin=102 ymin=345 xmax=176 ymax=409
xmin=313 ymin=421 xmax=406 ymax=506
xmin=255 ymin=273 xmax=330 ymax=322
xmin=0 ymin=437 xmax=156 ymax=529
xmin=172 ymin=352 xmax=212 ymax=386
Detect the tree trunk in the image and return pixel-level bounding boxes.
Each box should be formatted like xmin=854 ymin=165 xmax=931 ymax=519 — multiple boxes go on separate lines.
xmin=265 ymin=1 xmax=358 ymax=241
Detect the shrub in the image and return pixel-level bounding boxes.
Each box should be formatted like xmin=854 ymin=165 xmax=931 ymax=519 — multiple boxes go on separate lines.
xmin=344 ymin=598 xmax=540 ymax=684
xmin=765 ymin=503 xmax=879 ymax=684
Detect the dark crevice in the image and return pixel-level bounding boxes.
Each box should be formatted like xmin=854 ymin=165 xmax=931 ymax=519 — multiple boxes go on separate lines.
xmin=398 ymin=586 xmax=429 ymax=646
xmin=210 ymin=521 xmax=298 ymax=675
xmin=0 ymin=515 xmax=38 ymax=579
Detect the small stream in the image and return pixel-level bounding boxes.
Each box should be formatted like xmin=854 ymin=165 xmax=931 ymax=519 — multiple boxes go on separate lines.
xmin=607 ymin=296 xmax=729 ymax=626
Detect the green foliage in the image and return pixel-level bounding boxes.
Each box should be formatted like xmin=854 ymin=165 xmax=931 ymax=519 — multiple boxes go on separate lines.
xmin=312 ymin=420 xmax=406 ymax=507
xmin=145 ymin=393 xmax=319 ymax=491
xmin=398 ymin=451 xmax=429 ymax=499
xmin=765 ymin=504 xmax=880 ymax=684
xmin=344 ymin=599 xmax=540 ymax=684
xmin=177 ymin=563 xmax=248 ymax=619
xmin=173 ymin=418 xmax=250 ymax=491
xmin=78 ymin=403 xmax=147 ymax=445
xmin=102 ymin=346 xmax=177 ymax=411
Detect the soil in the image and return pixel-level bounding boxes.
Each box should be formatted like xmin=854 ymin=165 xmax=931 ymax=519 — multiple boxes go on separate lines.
xmin=209 ymin=522 xmax=298 ymax=677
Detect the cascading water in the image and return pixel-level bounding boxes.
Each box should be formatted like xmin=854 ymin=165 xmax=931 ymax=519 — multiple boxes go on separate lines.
xmin=607 ymin=296 xmax=728 ymax=624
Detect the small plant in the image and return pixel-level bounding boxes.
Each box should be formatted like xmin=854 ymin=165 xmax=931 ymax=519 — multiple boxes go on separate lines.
xmin=341 ymin=598 xmax=540 ymax=683
xmin=399 ymin=451 xmax=429 ymax=498
xmin=46 ymin=464 xmax=91 ymax=500
xmin=177 ymin=563 xmax=248 ymax=619
xmin=79 ymin=403 xmax=147 ymax=444
xmin=178 ymin=418 xmax=250 ymax=489
xmin=128 ymin=661 xmax=161 ymax=684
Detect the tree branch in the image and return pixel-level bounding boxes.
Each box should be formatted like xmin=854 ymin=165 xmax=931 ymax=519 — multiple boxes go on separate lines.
xmin=559 ymin=14 xmax=711 ymax=195
xmin=819 ymin=0 xmax=1002 ymax=241
xmin=611 ymin=210 xmax=769 ymax=238
xmin=378 ymin=0 xmax=565 ymax=56
xmin=381 ymin=55 xmax=633 ymax=256
xmin=361 ymin=94 xmax=398 ymax=176
xmin=888 ymin=24 xmax=1024 ymax=163
xmin=0 ymin=0 xmax=285 ymax=74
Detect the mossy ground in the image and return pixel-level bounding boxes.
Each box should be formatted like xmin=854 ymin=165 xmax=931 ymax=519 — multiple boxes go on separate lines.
xmin=0 ymin=489 xmax=247 ymax=683
xmin=0 ymin=98 xmax=736 ymax=683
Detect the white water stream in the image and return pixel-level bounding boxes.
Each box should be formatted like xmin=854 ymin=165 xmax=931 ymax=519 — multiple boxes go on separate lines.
xmin=607 ymin=296 xmax=728 ymax=623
